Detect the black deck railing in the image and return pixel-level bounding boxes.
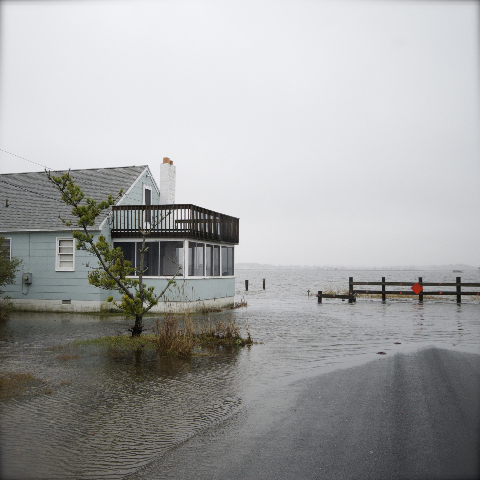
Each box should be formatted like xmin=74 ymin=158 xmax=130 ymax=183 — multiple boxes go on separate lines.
xmin=111 ymin=204 xmax=239 ymax=244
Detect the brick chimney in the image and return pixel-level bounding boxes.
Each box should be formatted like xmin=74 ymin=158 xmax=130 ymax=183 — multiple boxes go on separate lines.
xmin=160 ymin=157 xmax=176 ymax=205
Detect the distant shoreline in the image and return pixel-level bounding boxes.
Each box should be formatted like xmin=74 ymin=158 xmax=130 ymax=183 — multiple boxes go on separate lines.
xmin=236 ymin=263 xmax=479 ymax=271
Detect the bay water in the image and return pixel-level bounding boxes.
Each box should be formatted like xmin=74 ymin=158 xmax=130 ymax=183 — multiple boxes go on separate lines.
xmin=1 ymin=268 xmax=479 ymax=479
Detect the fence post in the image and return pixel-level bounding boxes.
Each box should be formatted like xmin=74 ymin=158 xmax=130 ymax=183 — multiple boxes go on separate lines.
xmin=349 ymin=277 xmax=354 ymax=303
xmin=318 ymin=291 xmax=322 ymax=304
xmin=419 ymin=277 xmax=423 ymax=303
xmin=456 ymin=276 xmax=461 ymax=304
xmin=245 ymin=280 xmax=248 ymax=291
xmin=263 ymin=278 xmax=265 ymax=290
xmin=382 ymin=276 xmax=386 ymax=303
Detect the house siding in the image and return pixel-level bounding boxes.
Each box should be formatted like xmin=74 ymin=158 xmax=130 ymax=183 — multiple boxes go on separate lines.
xmin=107 ymin=277 xmax=235 ymax=304
xmin=119 ymin=168 xmax=160 ymax=206
xmin=3 ymin=231 xmax=108 ymax=302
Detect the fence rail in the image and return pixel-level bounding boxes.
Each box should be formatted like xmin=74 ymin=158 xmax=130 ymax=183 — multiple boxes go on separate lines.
xmin=317 ymin=293 xmax=355 ymax=303
xmin=317 ymin=276 xmax=480 ymax=304
xmin=111 ymin=204 xmax=239 ymax=244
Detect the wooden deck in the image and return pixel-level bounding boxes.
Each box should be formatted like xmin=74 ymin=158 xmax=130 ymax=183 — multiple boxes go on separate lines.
xmin=111 ymin=204 xmax=239 ymax=244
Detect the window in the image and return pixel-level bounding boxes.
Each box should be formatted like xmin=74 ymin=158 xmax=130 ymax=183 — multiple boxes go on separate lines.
xmin=221 ymin=246 xmax=234 ymax=276
xmin=188 ymin=242 xmax=204 ymax=276
xmin=205 ymin=244 xmax=220 ymax=276
xmin=160 ymin=241 xmax=183 ymax=276
xmin=56 ymin=238 xmax=75 ymax=271
xmin=143 ymin=186 xmax=152 ymax=205
xmin=1 ymin=238 xmax=11 ymax=261
xmin=143 ymin=184 xmax=152 ymax=224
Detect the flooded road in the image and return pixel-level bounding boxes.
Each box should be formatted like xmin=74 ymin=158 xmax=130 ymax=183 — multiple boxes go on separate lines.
xmin=1 ymin=269 xmax=479 ymax=479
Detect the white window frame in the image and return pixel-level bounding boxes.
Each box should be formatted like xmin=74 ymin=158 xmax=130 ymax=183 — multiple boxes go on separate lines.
xmin=2 ymin=237 xmax=11 ymax=261
xmin=56 ymin=237 xmax=75 ymax=272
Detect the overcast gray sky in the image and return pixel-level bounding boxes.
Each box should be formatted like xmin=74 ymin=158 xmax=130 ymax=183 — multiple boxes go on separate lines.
xmin=0 ymin=0 xmax=478 ymax=267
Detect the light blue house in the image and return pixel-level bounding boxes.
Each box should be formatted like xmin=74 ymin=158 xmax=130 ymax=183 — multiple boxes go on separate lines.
xmin=0 ymin=158 xmax=239 ymax=312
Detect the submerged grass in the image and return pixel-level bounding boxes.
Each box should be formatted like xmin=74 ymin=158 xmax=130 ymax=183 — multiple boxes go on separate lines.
xmin=55 ymin=354 xmax=83 ymax=361
xmin=73 ymin=334 xmax=159 ymax=351
xmin=0 ymin=372 xmax=49 ymax=398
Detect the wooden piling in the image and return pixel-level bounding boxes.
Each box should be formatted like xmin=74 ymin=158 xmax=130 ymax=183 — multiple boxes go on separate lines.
xmin=263 ymin=278 xmax=265 ymax=290
xmin=245 ymin=280 xmax=248 ymax=291
xmin=349 ymin=277 xmax=354 ymax=303
xmin=457 ymin=276 xmax=461 ymax=304
xmin=419 ymin=277 xmax=423 ymax=303
xmin=382 ymin=277 xmax=386 ymax=303
xmin=318 ymin=291 xmax=322 ymax=303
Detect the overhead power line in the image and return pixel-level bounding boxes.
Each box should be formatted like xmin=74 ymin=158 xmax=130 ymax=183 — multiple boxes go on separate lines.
xmin=0 ymin=148 xmax=52 ymax=171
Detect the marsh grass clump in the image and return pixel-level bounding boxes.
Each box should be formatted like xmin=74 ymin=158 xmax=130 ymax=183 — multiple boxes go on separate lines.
xmin=231 ymin=297 xmax=247 ymax=309
xmin=155 ymin=313 xmax=253 ymax=355
xmin=200 ymin=305 xmax=222 ymax=314
xmin=197 ymin=315 xmax=252 ymax=347
xmin=155 ymin=314 xmax=196 ymax=357
xmin=354 ymin=293 xmax=475 ymax=301
xmin=321 ymin=286 xmax=349 ymax=296
xmin=0 ymin=298 xmax=13 ymax=322
xmin=0 ymin=372 xmax=46 ymax=398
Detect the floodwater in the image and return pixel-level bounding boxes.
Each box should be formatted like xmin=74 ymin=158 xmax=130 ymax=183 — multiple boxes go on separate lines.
xmin=1 ymin=269 xmax=479 ymax=479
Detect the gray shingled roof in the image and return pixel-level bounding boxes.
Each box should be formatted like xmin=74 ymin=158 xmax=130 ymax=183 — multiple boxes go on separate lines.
xmin=0 ymin=166 xmax=147 ymax=231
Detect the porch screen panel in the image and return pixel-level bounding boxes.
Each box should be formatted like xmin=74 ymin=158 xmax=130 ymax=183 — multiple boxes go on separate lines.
xmin=113 ymin=242 xmax=136 ymax=274
xmin=160 ymin=241 xmax=184 ymax=276
xmin=205 ymin=244 xmax=213 ymax=276
xmin=213 ymin=245 xmax=220 ymax=276
xmin=221 ymin=246 xmax=234 ymax=276
xmin=205 ymin=244 xmax=220 ymax=276
xmin=135 ymin=242 xmax=159 ymax=276
xmin=188 ymin=242 xmax=204 ymax=276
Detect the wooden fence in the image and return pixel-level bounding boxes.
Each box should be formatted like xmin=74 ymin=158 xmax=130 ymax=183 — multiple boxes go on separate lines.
xmin=317 ymin=277 xmax=480 ymax=304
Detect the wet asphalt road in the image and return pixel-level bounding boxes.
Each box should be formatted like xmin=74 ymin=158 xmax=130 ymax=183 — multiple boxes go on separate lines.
xmin=129 ymin=347 xmax=480 ymax=480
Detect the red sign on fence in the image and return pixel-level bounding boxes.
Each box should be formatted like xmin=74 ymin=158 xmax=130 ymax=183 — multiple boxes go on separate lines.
xmin=411 ymin=283 xmax=423 ymax=295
